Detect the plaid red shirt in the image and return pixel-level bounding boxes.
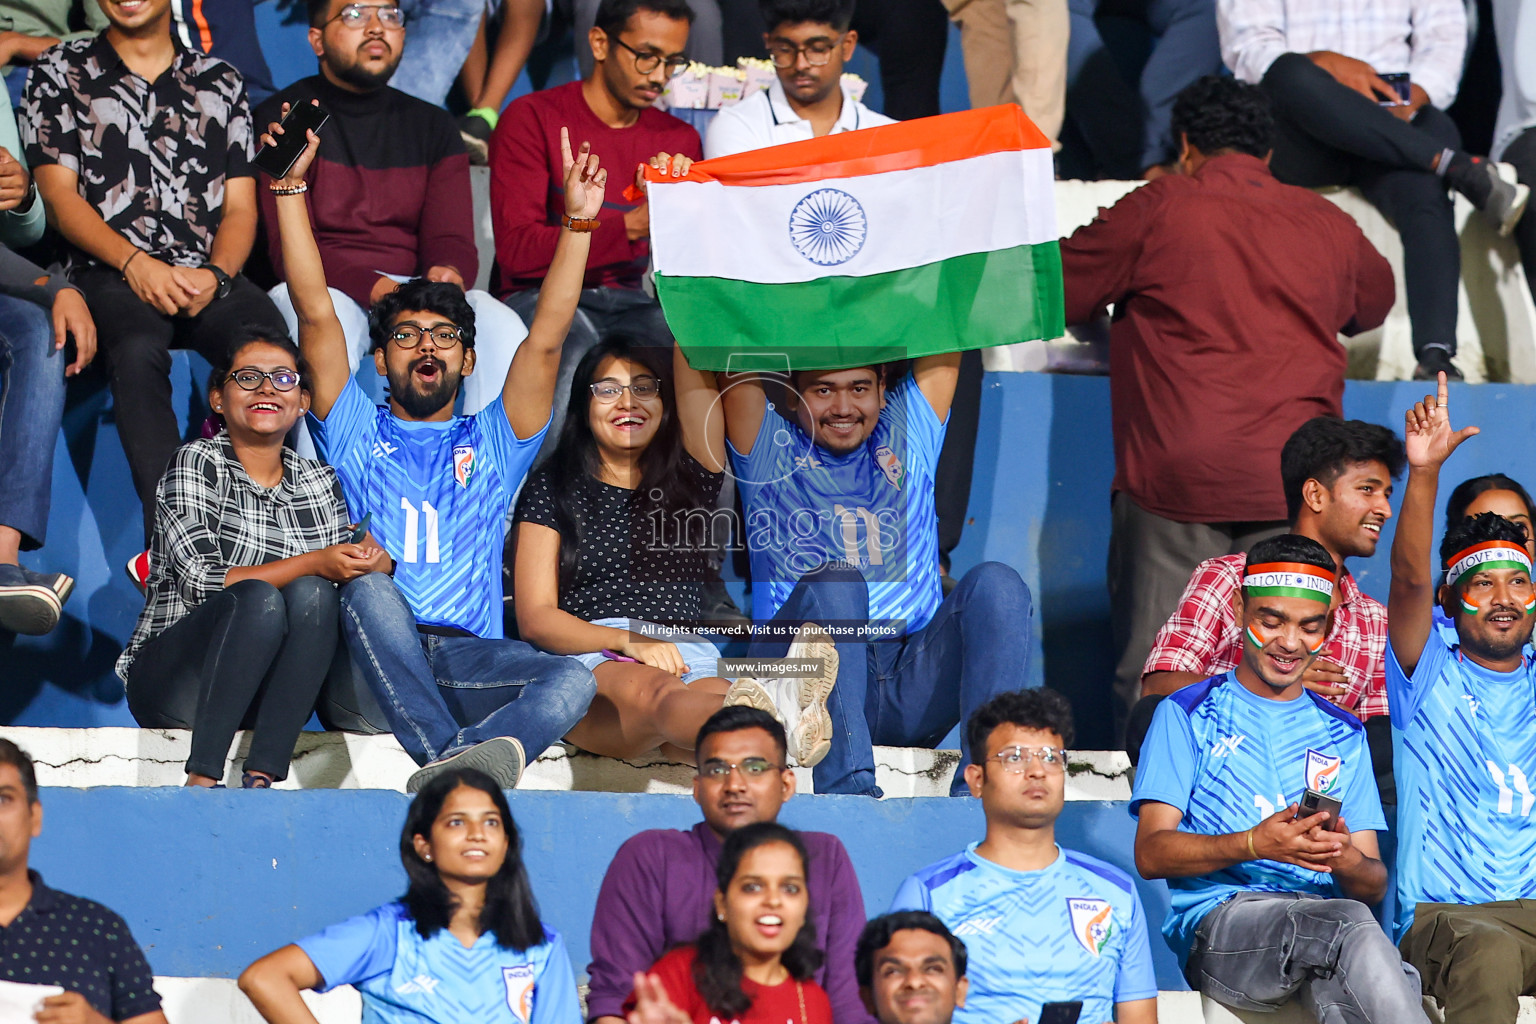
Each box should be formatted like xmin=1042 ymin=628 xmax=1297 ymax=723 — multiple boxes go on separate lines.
xmin=1142 ymin=553 xmax=1389 ymax=719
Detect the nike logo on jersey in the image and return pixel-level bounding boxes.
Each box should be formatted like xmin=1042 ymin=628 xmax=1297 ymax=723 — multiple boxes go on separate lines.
xmin=1210 ymin=735 xmax=1246 ymax=757
xmin=951 ymin=915 xmax=1003 ymax=936
xmin=394 ymin=974 xmax=439 ymax=995
xmin=372 ymin=439 xmax=399 ymax=459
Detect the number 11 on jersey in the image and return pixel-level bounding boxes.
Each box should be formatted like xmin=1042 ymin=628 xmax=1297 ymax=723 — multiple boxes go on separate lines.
xmin=400 ymin=498 xmax=440 ymax=564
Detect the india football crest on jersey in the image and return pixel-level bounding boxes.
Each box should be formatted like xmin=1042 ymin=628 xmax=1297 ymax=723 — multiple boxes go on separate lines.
xmin=875 ymin=444 xmax=903 ymax=489
xmin=503 ymin=963 xmax=535 ymax=1023
xmin=453 ymin=444 xmax=476 ymax=488
xmin=1068 ymin=898 xmax=1114 ymax=956
xmin=1305 ymin=748 xmax=1342 ymax=794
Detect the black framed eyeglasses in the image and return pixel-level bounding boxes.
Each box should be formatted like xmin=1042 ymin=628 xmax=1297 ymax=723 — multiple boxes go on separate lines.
xmin=226 ymin=368 xmax=302 ymax=391
xmin=589 ymin=377 xmax=661 ymax=403
xmin=609 ymin=35 xmax=690 ymax=77
xmin=697 ymin=757 xmax=781 ymax=780
xmin=328 ymin=3 xmax=405 ymax=29
xmin=389 ymin=324 xmax=464 ymax=350
xmin=765 ymin=34 xmax=844 ymax=69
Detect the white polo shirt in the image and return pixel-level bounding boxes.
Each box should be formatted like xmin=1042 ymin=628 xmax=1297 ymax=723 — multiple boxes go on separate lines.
xmin=703 ymin=76 xmax=895 ymax=158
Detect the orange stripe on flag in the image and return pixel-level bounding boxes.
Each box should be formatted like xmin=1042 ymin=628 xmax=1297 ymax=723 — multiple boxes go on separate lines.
xmin=645 ymin=104 xmax=1050 ymax=187
xmin=192 ymin=0 xmax=213 ymax=55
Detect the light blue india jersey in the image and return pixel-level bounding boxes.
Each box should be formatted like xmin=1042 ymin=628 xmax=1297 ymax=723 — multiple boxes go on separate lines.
xmin=311 ymin=379 xmax=545 ymax=638
xmin=1389 ymin=628 xmax=1536 ymax=939
xmin=891 ymin=845 xmax=1156 ymax=1024
xmin=298 ymin=902 xmax=581 ymax=1024
xmin=1130 ymin=674 xmax=1386 ymax=965
xmin=728 ymin=377 xmax=945 ymax=635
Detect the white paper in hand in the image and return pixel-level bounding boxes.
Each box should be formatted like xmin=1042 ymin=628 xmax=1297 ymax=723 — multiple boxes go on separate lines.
xmin=0 ymin=979 xmax=65 ymax=1022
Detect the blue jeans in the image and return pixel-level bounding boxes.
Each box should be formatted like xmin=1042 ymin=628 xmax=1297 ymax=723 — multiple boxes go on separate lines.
xmin=0 ymin=294 xmax=63 ymax=550
xmin=338 ymin=572 xmax=598 ymax=765
xmin=391 ymin=0 xmax=485 ymax=105
xmin=1189 ymin=893 xmax=1428 ymax=1023
xmin=1065 ymin=0 xmax=1222 ymax=174
xmin=748 ymin=562 xmax=1035 ymax=796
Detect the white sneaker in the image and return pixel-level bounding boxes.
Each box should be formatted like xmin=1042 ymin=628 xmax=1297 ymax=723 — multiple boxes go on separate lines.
xmin=782 ymin=622 xmax=838 ymax=767
xmin=407 ymin=736 xmax=525 ymax=794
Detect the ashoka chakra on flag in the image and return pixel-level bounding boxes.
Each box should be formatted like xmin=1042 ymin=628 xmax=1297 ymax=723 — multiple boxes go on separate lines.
xmin=646 ymin=104 xmax=1064 ymax=372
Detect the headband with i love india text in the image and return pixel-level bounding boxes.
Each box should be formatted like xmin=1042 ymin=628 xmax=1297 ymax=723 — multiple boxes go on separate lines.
xmin=1242 ymin=562 xmax=1336 ymax=605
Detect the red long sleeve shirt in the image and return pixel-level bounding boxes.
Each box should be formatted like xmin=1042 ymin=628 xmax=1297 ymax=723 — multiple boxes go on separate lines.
xmin=488 ymin=80 xmax=701 ymax=295
xmin=1060 ymin=153 xmax=1395 ymax=524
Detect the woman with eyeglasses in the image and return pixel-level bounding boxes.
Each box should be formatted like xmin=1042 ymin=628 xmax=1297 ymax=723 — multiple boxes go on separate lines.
xmin=117 ymin=331 xmax=392 ymax=788
xmin=623 ymin=821 xmax=833 ymax=1024
xmin=240 ymin=767 xmax=582 ymax=1024
xmin=511 ymin=336 xmax=837 ymax=764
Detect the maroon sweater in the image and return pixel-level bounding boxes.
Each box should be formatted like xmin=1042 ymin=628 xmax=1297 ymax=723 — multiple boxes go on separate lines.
xmin=1060 ymin=153 xmax=1395 ymax=523
xmin=489 ymin=80 xmax=700 ymax=294
xmin=256 ymin=75 xmax=477 ymax=308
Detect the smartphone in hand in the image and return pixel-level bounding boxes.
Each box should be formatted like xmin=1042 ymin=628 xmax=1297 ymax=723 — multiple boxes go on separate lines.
xmin=1295 ymin=788 xmax=1344 ymax=831
xmin=254 ymin=101 xmax=330 ymax=178
xmin=1378 ymin=72 xmax=1411 ymax=106
xmin=1038 ymin=1002 xmax=1083 ymax=1024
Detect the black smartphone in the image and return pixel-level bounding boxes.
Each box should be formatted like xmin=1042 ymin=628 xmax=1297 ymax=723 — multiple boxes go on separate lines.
xmin=1038 ymin=1002 xmax=1083 ymax=1024
xmin=348 ymin=512 xmax=372 ymax=544
xmin=1295 ymin=788 xmax=1344 ymax=831
xmin=253 ymin=101 xmax=330 ymax=178
xmin=1379 ymin=72 xmax=1411 ymax=106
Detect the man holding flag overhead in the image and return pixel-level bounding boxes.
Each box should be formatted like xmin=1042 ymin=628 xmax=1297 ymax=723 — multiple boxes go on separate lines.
xmin=660 ymin=104 xmax=1057 ymax=797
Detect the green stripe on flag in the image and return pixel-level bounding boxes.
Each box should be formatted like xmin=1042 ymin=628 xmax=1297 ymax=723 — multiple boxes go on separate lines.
xmin=657 ymin=242 xmax=1065 ymax=372
xmin=1244 ymin=585 xmax=1332 ymax=604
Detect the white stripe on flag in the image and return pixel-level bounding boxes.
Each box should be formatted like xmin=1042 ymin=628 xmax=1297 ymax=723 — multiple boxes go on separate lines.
xmin=650 ymin=147 xmax=1056 ymax=285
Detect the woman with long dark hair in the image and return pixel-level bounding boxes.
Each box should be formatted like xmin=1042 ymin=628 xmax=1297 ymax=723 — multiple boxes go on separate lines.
xmin=239 ymin=768 xmax=580 ymax=1023
xmin=118 ymin=330 xmax=390 ymax=788
xmin=512 ymin=337 xmax=836 ymax=763
xmin=1446 ymin=473 xmax=1536 ymax=558
xmin=624 ymin=822 xmax=832 ymax=1024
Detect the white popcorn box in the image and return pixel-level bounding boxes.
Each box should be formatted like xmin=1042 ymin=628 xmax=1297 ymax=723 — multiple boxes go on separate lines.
xmin=707 ymin=67 xmax=747 ymax=108
xmin=737 ymin=57 xmax=776 ymax=98
xmin=842 ymin=72 xmax=868 ymax=103
xmin=664 ymin=63 xmax=712 ymax=109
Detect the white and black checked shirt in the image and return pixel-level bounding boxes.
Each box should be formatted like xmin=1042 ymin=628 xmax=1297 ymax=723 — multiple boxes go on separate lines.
xmin=1218 ymin=0 xmax=1468 ymax=110
xmin=116 ymin=435 xmax=351 ymax=680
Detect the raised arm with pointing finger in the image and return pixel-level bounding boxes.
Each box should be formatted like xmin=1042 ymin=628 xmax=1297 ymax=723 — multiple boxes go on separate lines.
xmin=1387 ymin=372 xmax=1481 ymax=676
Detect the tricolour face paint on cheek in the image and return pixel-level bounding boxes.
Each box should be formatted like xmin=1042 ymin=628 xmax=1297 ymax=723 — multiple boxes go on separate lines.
xmin=1461 ymin=593 xmax=1481 ymax=617
xmin=1246 ymin=625 xmax=1268 ymax=649
xmin=1525 ymin=595 xmax=1536 ymax=616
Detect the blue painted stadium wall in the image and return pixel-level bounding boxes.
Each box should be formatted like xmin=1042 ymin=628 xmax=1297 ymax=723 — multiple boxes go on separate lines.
xmin=12 ymin=370 xmax=1535 ymax=748
xmin=32 ymin=788 xmax=1195 ymax=988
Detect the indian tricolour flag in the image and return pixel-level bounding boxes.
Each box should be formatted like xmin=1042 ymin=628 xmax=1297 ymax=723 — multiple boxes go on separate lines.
xmin=647 ymin=104 xmax=1063 ymax=371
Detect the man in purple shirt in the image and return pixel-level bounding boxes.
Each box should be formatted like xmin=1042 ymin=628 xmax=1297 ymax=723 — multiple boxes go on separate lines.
xmin=587 ymin=706 xmax=871 ymax=1024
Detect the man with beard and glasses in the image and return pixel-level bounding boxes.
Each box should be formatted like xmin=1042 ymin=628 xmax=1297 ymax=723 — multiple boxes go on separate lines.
xmin=257 ymin=0 xmax=530 ymax=450
xmin=1387 ymin=374 xmax=1536 ymax=1024
xmin=1132 ymin=532 xmax=1422 ymax=1023
xmin=690 ymin=358 xmax=1033 ymax=798
xmin=264 ymin=112 xmax=603 ymax=794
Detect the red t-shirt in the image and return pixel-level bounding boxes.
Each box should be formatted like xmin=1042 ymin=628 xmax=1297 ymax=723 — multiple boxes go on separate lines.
xmin=626 ymin=946 xmax=833 ymax=1024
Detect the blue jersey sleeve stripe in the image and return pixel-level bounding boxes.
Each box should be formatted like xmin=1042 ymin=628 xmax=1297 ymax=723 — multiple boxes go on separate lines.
xmin=916 ymin=854 xmax=977 ymax=891
xmin=1304 ymin=690 xmax=1368 ymax=732
xmin=1168 ymin=677 xmax=1222 ymax=713
xmin=1062 ymin=852 xmax=1135 ymax=894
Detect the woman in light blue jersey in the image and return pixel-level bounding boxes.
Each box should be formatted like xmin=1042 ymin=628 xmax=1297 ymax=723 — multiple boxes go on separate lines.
xmin=239 ymin=767 xmax=581 ymax=1024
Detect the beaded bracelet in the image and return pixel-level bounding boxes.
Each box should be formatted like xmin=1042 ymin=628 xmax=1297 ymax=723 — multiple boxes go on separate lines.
xmin=269 ymin=182 xmax=309 ymax=196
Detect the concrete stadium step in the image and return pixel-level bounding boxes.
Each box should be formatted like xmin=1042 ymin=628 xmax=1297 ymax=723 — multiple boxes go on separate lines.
xmin=3 ymin=727 xmax=1132 ymax=799
xmin=138 ymin=981 xmax=1536 ymax=1023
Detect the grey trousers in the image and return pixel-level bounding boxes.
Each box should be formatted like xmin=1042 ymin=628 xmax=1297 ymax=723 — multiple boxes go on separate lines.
xmin=1106 ymin=491 xmax=1285 ymax=742
xmin=1189 ymin=892 xmax=1429 ymax=1024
